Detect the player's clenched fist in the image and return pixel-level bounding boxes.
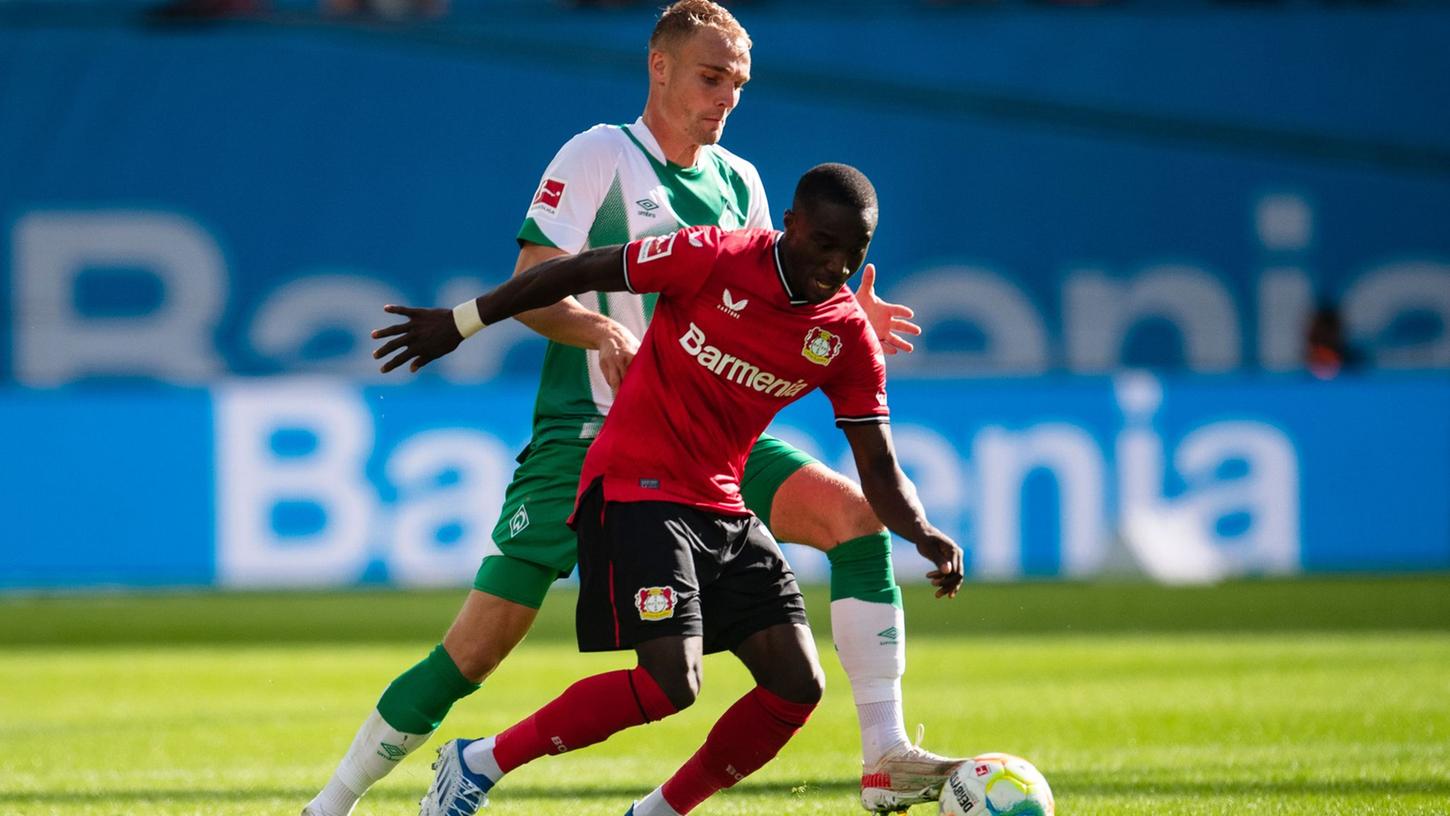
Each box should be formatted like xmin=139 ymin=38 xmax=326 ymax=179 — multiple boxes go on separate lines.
xmin=918 ymin=533 xmax=965 ymax=599
xmin=372 ymin=304 xmax=465 ymax=373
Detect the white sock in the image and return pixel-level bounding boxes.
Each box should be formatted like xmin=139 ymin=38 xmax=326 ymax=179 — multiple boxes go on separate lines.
xmin=830 ymin=598 xmax=909 ymax=766
xmin=633 ymin=786 xmax=684 ymax=816
xmin=461 ymin=734 xmax=504 ymax=781
xmin=858 ymin=700 xmax=911 ymax=765
xmin=306 ymin=709 xmax=432 ymax=816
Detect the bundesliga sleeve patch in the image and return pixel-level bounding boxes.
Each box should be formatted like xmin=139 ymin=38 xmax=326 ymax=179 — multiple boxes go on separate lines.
xmin=530 ymin=178 xmax=566 ymax=214
xmin=636 ymin=232 xmax=678 ymax=264
xmin=635 ymin=586 xmax=677 ymax=621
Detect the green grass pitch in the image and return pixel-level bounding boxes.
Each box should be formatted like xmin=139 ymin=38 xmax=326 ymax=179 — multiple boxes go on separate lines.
xmin=2 ymin=576 xmax=1448 ymax=815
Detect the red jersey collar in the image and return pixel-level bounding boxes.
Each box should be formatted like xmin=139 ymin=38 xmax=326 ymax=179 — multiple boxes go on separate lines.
xmin=772 ymin=234 xmax=810 ymax=306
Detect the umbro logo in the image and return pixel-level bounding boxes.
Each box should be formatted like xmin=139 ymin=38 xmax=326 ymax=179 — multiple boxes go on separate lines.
xmin=636 ymin=198 xmax=659 ymax=218
xmin=376 ymin=742 xmax=407 ymax=762
xmin=717 ymin=288 xmax=749 ymax=318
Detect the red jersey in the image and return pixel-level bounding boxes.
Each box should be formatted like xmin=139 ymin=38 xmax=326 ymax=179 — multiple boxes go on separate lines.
xmin=577 ymin=226 xmax=890 ymax=516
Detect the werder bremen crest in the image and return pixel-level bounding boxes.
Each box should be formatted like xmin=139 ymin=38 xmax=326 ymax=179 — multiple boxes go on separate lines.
xmin=802 ymin=327 xmax=843 ymax=366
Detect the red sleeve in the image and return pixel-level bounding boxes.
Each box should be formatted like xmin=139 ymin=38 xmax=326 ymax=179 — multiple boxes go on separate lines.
xmin=621 ymin=226 xmax=723 ymax=300
xmin=822 ymin=313 xmax=891 ymax=428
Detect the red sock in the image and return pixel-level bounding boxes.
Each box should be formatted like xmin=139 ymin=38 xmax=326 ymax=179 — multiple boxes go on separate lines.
xmin=660 ymin=686 xmax=817 ymax=814
xmin=493 ymin=666 xmax=676 ymax=773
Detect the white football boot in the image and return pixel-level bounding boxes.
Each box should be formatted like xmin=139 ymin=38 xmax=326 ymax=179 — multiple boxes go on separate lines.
xmin=859 ymin=726 xmax=967 ymax=812
xmin=419 ymin=738 xmax=495 ymax=816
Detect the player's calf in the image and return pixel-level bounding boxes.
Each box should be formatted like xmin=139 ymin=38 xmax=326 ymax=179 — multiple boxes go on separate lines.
xmin=636 ymin=685 xmax=818 ymax=815
xmin=305 ymin=644 xmax=480 ymax=816
xmin=440 ymin=589 xmax=540 ymax=682
xmin=772 ymin=466 xmax=917 ymax=770
xmin=421 ymin=665 xmax=679 ymax=816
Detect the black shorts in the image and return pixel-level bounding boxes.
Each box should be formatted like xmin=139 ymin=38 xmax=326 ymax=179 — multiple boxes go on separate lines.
xmin=573 ymin=479 xmax=809 ymax=655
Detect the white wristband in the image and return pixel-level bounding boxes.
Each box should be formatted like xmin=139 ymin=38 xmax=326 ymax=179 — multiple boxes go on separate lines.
xmin=452 ymin=299 xmax=485 ymax=339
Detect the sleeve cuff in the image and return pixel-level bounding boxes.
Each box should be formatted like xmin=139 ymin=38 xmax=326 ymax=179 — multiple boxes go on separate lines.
xmin=517 ymin=217 xmax=587 ymax=254
xmin=835 ymin=415 xmax=890 ymax=428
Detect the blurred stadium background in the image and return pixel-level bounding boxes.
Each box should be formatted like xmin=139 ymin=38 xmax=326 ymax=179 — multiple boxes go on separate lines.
xmin=1 ymin=1 xmax=1448 ymax=814
xmin=2 ymin=0 xmax=1447 ymax=590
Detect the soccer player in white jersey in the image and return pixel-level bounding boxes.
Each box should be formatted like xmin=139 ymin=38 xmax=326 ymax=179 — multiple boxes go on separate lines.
xmin=303 ymin=4 xmax=961 ymax=815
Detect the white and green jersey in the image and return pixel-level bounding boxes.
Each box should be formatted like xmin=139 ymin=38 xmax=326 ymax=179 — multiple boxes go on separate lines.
xmin=517 ymin=117 xmax=772 ymax=443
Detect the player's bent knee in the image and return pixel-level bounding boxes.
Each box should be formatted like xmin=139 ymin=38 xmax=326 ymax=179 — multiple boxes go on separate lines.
xmin=812 ymin=495 xmax=883 ymax=550
xmin=776 ymin=465 xmax=884 ymax=550
xmin=835 ymin=499 xmax=885 ymax=542
xmin=441 ymin=590 xmax=539 ymax=683
xmin=441 ymin=625 xmax=521 ymax=683
xmin=444 ymin=642 xmax=504 ymax=684
xmin=767 ymin=658 xmax=826 ymax=706
xmin=636 ymin=639 xmax=703 ymax=711
xmin=736 ymin=625 xmax=826 ymax=705
xmin=642 ymin=663 xmax=701 ymax=711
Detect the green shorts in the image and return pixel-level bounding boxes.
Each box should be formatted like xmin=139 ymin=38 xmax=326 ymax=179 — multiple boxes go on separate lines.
xmin=473 ymin=432 xmax=820 ymax=609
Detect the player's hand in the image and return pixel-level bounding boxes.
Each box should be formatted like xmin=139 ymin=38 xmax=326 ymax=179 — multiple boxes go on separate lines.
xmin=854 ymin=264 xmax=922 ymax=355
xmin=371 ymin=304 xmax=465 ymax=373
xmin=598 ymin=323 xmax=641 ymax=395
xmin=916 ymin=532 xmax=964 ymax=599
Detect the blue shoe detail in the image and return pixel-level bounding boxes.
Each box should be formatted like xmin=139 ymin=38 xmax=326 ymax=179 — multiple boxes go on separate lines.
xmin=419 ymin=738 xmax=496 ymax=816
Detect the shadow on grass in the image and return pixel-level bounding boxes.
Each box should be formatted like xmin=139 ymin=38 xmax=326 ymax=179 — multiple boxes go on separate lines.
xmin=1051 ymin=777 xmax=1450 ymax=796
xmin=0 ymin=781 xmax=850 ymax=805
xmin=6 ymin=776 xmax=1450 ymax=804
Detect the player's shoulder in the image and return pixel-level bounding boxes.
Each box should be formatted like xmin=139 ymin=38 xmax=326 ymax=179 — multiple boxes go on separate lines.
xmin=816 ymin=285 xmax=873 ymax=331
xmin=554 ymin=123 xmax=635 ymax=162
xmin=710 ymin=226 xmax=777 ymax=253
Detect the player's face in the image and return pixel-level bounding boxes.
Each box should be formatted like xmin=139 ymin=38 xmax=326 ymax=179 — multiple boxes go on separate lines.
xmin=781 ymin=202 xmax=877 ymax=304
xmin=655 ymin=28 xmax=751 ymax=148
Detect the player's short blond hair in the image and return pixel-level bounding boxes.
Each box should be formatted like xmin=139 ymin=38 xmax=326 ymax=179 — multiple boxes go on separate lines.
xmin=649 ymin=0 xmax=751 ymax=54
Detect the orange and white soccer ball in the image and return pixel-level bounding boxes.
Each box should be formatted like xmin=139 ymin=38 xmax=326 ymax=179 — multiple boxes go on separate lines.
xmin=939 ymin=753 xmax=1054 ymax=816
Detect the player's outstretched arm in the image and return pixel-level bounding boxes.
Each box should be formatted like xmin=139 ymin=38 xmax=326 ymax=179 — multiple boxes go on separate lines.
xmin=371 ymin=245 xmax=628 ymax=374
xmin=842 ymin=422 xmax=964 ymax=598
xmin=512 ymin=243 xmax=640 ymax=393
xmin=853 ymin=264 xmax=922 ymax=356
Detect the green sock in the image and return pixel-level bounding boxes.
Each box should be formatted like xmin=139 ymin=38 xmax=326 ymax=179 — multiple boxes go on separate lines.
xmin=375 ymin=644 xmax=480 ymax=734
xmin=827 ymin=531 xmax=903 ymax=608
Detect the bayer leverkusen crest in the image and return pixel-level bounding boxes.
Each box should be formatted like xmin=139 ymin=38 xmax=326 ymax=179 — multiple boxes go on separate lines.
xmin=636 ymin=586 xmax=676 ymax=621
xmin=802 ymin=327 xmax=843 ymax=366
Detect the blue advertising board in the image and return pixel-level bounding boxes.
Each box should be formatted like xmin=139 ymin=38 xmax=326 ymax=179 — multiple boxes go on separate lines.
xmin=2 ymin=7 xmax=1448 ymax=589
xmin=2 ymin=375 xmax=1446 ymax=590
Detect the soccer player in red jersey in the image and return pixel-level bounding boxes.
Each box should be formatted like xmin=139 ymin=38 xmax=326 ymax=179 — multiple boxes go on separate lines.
xmin=309 ymin=7 xmax=959 ymax=816
xmin=373 ymin=163 xmax=963 ymax=816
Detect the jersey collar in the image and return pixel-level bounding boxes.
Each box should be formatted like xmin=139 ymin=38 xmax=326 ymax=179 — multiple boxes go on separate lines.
xmin=773 ymin=234 xmax=809 ymax=306
xmin=625 ymin=117 xmax=709 ymax=173
xmin=624 ymin=117 xmax=668 ymax=165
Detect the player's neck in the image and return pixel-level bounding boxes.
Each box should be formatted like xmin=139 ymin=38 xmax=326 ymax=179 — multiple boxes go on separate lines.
xmin=640 ymin=108 xmax=703 ymax=168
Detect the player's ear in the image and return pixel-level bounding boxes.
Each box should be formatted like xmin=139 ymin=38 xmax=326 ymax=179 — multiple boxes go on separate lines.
xmin=782 ymin=209 xmax=794 ymax=231
xmin=648 ymin=48 xmax=669 ymax=84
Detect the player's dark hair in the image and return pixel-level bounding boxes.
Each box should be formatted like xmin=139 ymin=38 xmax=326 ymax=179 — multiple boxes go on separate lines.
xmin=650 ymin=0 xmax=751 ymax=53
xmin=792 ymin=163 xmax=878 ymax=217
